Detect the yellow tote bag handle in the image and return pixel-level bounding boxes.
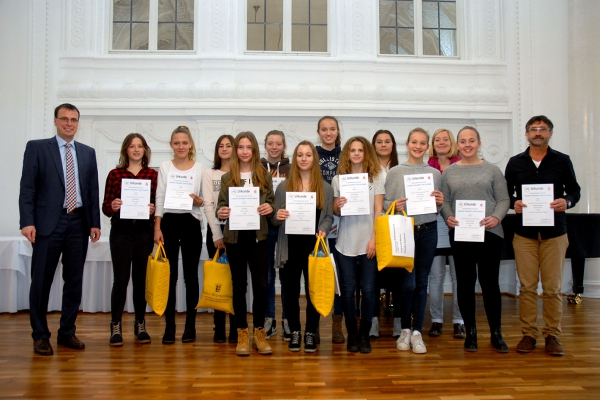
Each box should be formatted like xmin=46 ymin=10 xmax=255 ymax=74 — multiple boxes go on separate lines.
xmin=154 ymin=242 xmax=167 ymax=261
xmin=384 ymin=200 xmax=408 ymax=217
xmin=312 ymin=236 xmax=330 ymax=257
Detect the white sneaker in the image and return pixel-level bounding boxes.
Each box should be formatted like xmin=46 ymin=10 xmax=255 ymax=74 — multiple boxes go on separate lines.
xmin=392 ymin=318 xmax=402 ymax=338
xmin=396 ymin=329 xmax=411 ymax=351
xmin=411 ymin=331 xmax=427 ymax=354
xmin=369 ymin=317 xmax=380 ymax=338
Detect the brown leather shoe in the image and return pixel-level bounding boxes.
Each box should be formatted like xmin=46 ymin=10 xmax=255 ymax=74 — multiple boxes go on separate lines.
xmin=33 ymin=339 xmax=53 ymax=356
xmin=545 ymin=335 xmax=564 ymax=356
xmin=516 ymin=336 xmax=537 ymax=353
xmin=57 ymin=334 xmax=85 ymax=349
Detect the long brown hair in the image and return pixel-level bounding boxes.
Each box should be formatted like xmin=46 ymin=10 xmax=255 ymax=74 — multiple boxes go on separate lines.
xmin=227 ymin=131 xmax=270 ymax=193
xmin=171 ymin=125 xmax=196 ymax=161
xmin=337 ymin=136 xmax=381 ymax=183
xmin=212 ymin=134 xmax=235 ymax=170
xmin=117 ymin=133 xmax=151 ymax=168
xmin=286 ymin=141 xmax=325 ymax=209
xmin=372 ymin=129 xmax=399 ymax=169
xmin=317 ymin=116 xmax=342 ymax=147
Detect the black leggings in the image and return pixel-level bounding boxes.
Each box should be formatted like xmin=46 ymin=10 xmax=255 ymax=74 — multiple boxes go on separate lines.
xmin=161 ymin=213 xmax=202 ymax=325
xmin=450 ymin=230 xmax=503 ymax=331
xmin=109 ymin=220 xmax=154 ymax=322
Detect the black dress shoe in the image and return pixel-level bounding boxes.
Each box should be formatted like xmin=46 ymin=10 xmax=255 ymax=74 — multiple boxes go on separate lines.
xmin=464 ymin=326 xmax=478 ymax=352
xmin=57 ymin=334 xmax=85 ymax=349
xmin=490 ymin=327 xmax=509 ymax=353
xmin=34 ymin=339 xmax=53 ymax=355
xmin=453 ymin=323 xmax=466 ymax=339
xmin=428 ymin=322 xmax=442 ymax=337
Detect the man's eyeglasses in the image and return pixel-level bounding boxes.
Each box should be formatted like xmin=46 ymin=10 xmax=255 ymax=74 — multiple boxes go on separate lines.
xmin=57 ymin=117 xmax=79 ymax=124
xmin=528 ymin=127 xmax=550 ymax=132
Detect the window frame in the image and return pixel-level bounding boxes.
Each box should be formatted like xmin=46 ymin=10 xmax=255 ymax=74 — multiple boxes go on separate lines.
xmin=109 ymin=0 xmax=197 ymax=54
xmin=378 ymin=0 xmax=461 ymax=59
xmin=245 ymin=0 xmax=330 ymax=56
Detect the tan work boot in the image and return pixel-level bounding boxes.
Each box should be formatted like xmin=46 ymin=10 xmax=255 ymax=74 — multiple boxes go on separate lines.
xmin=332 ymin=315 xmax=345 ymax=344
xmin=253 ymin=327 xmax=273 ymax=355
xmin=236 ymin=328 xmax=250 ymax=356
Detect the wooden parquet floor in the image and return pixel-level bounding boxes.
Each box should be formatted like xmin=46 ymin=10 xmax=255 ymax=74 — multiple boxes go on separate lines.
xmin=1 ymin=296 xmax=599 ymax=399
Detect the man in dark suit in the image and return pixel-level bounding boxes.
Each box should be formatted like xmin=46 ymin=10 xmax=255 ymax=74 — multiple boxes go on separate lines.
xmin=19 ymin=103 xmax=101 ymax=356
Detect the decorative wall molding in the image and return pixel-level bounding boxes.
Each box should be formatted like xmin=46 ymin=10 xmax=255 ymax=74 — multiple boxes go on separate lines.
xmin=70 ymin=0 xmax=84 ymax=49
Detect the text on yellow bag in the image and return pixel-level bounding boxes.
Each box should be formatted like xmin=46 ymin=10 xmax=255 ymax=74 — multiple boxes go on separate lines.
xmin=197 ymin=250 xmax=234 ymax=314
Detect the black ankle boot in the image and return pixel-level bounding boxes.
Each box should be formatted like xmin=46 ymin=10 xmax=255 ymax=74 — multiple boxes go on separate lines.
xmin=346 ymin=320 xmax=359 ymax=352
xmin=162 ymin=322 xmax=176 ymax=345
xmin=182 ymin=316 xmax=196 ymax=343
xmin=490 ymin=327 xmax=509 ymax=353
xmin=359 ymin=321 xmax=372 ymax=354
xmin=464 ymin=326 xmax=478 ymax=352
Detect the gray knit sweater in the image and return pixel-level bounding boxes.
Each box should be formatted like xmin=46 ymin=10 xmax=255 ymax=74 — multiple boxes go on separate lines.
xmin=440 ymin=160 xmax=510 ymax=238
xmin=383 ymin=161 xmax=442 ymax=225
xmin=270 ymin=180 xmax=334 ymax=269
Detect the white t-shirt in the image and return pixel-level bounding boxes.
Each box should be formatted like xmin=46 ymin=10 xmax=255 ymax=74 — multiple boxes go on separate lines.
xmin=332 ymin=173 xmax=385 ymax=256
xmin=241 ymin=171 xmax=253 ymax=187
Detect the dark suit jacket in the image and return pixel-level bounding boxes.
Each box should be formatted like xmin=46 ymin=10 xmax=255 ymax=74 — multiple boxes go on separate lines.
xmin=19 ymin=136 xmax=101 ymax=236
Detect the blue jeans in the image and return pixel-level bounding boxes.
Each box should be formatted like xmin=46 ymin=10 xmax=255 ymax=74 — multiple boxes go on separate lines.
xmin=266 ymin=226 xmax=286 ymax=320
xmin=337 ymin=252 xmax=377 ymax=333
xmin=397 ymin=220 xmax=438 ymax=333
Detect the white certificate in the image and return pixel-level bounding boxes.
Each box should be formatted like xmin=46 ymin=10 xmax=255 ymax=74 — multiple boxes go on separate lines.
xmin=229 ymin=187 xmax=260 ymax=230
xmin=285 ymin=192 xmax=317 ymax=235
xmin=164 ymin=171 xmax=195 ymax=210
xmin=454 ymin=200 xmax=486 ymax=242
xmin=522 ymin=184 xmax=554 ymax=226
xmin=339 ymin=173 xmax=370 ymax=216
xmin=120 ymin=179 xmax=151 ymax=219
xmin=404 ymin=173 xmax=437 ymax=216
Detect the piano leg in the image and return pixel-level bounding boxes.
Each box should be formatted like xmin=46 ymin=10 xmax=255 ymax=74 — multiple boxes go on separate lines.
xmin=567 ymin=257 xmax=585 ymax=304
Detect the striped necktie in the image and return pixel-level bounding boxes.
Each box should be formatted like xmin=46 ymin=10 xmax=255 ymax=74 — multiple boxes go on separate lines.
xmin=65 ymin=143 xmax=77 ymax=213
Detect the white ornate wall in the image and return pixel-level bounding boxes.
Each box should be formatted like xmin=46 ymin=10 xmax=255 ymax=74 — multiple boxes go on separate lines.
xmin=1 ymin=0 xmax=595 ymax=296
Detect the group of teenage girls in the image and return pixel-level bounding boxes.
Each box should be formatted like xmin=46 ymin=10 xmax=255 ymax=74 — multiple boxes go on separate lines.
xmin=102 ymin=117 xmax=511 ymax=357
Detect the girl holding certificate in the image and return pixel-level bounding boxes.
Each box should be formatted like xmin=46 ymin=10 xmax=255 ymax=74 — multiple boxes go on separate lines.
xmin=384 ymin=128 xmax=444 ymax=355
xmin=427 ymin=129 xmax=465 ymax=340
xmin=370 ymin=129 xmax=401 ymax=339
xmin=216 ymin=131 xmax=275 ymax=357
xmin=154 ymin=126 xmax=206 ymax=345
xmin=201 ymin=134 xmax=237 ymax=344
xmin=332 ymin=136 xmax=384 ymax=354
xmin=271 ymin=141 xmax=334 ymax=353
xmin=316 ymin=116 xmax=345 ymax=344
xmin=260 ymin=130 xmax=292 ymax=341
xmin=440 ymin=126 xmax=510 ymax=353
xmin=103 ymin=133 xmax=157 ymax=347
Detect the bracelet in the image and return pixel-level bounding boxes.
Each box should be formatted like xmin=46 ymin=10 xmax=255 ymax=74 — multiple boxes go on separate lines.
xmin=154 ymin=229 xmax=161 ymax=232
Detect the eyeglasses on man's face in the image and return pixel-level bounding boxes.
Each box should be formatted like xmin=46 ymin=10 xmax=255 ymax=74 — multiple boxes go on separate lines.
xmin=528 ymin=127 xmax=550 ymax=132
xmin=57 ymin=117 xmax=79 ymax=124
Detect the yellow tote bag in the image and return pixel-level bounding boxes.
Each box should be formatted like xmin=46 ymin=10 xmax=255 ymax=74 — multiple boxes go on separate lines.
xmin=375 ymin=201 xmax=415 ymax=272
xmin=197 ymin=250 xmax=234 ymax=314
xmin=308 ymin=236 xmax=336 ymax=318
xmin=145 ymin=242 xmax=170 ymax=316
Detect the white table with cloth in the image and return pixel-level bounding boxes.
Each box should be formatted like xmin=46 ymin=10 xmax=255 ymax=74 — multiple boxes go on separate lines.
xmin=0 ymin=236 xmax=253 ymax=314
